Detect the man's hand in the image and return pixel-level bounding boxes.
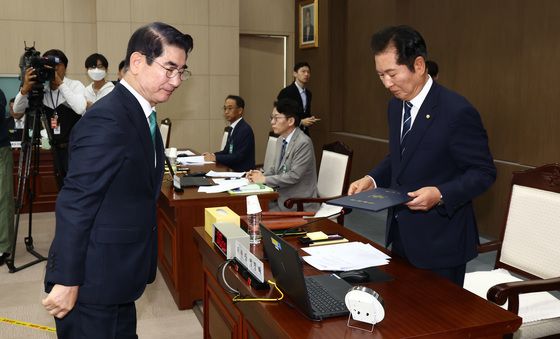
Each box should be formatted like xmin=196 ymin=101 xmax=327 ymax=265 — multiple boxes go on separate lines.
xmin=42 ymin=284 xmax=79 ymax=319
xmin=20 ymin=67 xmax=37 ymax=95
xmin=247 ymin=170 xmax=265 ymax=184
xmin=348 ymin=176 xmax=375 ymax=195
xmin=202 ymin=152 xmax=216 ymax=162
xmin=300 ymin=116 xmax=319 ymax=127
xmin=406 ymin=186 xmax=442 ymax=211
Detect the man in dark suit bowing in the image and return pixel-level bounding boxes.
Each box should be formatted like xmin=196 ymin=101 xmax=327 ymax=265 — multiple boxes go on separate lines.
xmin=41 ymin=22 xmax=193 ymax=338
xmin=277 ymin=62 xmax=319 ymax=135
xmin=203 ymin=95 xmax=255 ymax=171
xmin=348 ymin=26 xmax=496 ymax=286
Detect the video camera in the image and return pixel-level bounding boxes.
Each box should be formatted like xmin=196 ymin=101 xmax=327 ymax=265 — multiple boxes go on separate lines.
xmin=19 ymin=43 xmax=59 ymax=84
xmin=18 ymin=42 xmax=60 ymax=110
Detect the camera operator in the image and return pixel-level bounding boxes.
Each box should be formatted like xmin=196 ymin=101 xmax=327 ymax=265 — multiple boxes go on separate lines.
xmin=14 ymin=49 xmax=86 ymax=178
xmin=0 ymin=89 xmax=14 ymax=266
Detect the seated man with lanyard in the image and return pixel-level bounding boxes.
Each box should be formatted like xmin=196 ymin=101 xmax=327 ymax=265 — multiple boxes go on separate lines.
xmin=203 ymin=95 xmax=255 ymax=172
xmin=247 ymin=98 xmax=318 ymax=211
xmin=14 ymin=49 xmax=86 ymax=181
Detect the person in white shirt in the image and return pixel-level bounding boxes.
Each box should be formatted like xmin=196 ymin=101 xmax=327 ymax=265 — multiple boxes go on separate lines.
xmin=14 ymin=49 xmax=86 ymax=179
xmin=84 ymin=53 xmax=115 ymax=109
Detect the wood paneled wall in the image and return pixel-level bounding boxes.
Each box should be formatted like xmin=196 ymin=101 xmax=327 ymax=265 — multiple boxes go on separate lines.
xmin=295 ymin=0 xmax=559 ymax=238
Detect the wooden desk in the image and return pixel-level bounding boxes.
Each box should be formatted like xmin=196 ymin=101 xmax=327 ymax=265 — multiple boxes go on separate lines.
xmin=12 ymin=148 xmax=58 ymax=213
xmin=157 ymin=163 xmax=278 ymax=310
xmin=193 ymin=221 xmax=522 ymax=338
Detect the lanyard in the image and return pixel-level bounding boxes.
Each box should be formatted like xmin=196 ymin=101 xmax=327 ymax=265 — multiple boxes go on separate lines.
xmin=49 ymin=90 xmax=61 ymax=109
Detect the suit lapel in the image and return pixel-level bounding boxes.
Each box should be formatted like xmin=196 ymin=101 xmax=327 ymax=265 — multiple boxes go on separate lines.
xmin=118 ymin=85 xmax=158 ymax=188
xmin=290 ymin=83 xmax=304 ymax=110
xmin=396 ymin=84 xmax=439 ymax=178
xmin=276 ymin=128 xmax=300 ymax=172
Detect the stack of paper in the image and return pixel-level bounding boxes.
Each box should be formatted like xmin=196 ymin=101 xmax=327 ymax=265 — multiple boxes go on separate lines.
xmin=302 ymin=242 xmax=390 ymax=271
xmin=176 ymin=155 xmax=214 ymax=165
xmin=198 ymin=178 xmax=249 ymax=193
xmin=206 ymin=170 xmax=245 ymax=178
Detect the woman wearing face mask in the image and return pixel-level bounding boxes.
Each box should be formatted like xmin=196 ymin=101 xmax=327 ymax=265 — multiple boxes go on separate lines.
xmin=84 ymin=53 xmax=115 ymax=109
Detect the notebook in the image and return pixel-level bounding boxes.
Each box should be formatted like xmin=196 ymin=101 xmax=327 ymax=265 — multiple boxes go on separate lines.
xmin=261 ymin=225 xmax=351 ymax=320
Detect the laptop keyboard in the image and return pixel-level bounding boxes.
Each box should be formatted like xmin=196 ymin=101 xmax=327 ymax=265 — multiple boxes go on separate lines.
xmin=306 ymin=278 xmax=347 ymax=314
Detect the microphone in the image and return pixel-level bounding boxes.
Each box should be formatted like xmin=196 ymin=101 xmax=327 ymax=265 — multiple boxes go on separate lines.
xmin=279 ymin=208 xmax=349 ymax=237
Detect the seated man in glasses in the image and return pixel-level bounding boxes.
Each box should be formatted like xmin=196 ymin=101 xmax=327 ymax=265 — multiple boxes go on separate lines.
xmin=247 ymin=98 xmax=318 ymax=211
xmin=203 ymin=95 xmax=255 ymax=171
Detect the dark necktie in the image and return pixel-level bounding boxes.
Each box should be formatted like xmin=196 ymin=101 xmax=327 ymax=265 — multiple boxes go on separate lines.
xmin=401 ymin=101 xmax=412 ymax=142
xmin=149 ymin=110 xmax=157 ymax=145
xmin=279 ymin=139 xmax=287 ymax=165
xmin=226 ymin=126 xmax=233 ymax=145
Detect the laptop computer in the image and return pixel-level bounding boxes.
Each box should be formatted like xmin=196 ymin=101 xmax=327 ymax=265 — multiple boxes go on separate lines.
xmin=261 ymin=225 xmax=351 ymax=320
xmin=166 ymin=157 xmax=214 ymax=188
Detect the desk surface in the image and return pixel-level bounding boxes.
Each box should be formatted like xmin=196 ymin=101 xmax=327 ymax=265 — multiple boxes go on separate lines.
xmin=157 ymin=161 xmax=278 ymax=309
xmin=194 ymin=221 xmax=522 ymax=338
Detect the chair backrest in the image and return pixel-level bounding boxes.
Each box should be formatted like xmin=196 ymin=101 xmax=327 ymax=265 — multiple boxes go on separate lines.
xmin=262 ymin=134 xmax=278 ymax=171
xmin=160 ymin=118 xmax=171 ymax=148
xmin=220 ymin=126 xmax=229 ymax=150
xmin=316 ymin=141 xmax=353 ymax=198
xmin=496 ymin=164 xmax=560 ymax=280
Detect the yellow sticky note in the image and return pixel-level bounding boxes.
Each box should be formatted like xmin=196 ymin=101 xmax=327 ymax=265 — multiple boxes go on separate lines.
xmin=306 ymin=231 xmax=329 ymax=241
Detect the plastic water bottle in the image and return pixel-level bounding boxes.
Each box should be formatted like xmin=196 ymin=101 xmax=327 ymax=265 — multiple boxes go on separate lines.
xmin=246 ymin=195 xmax=262 ymax=244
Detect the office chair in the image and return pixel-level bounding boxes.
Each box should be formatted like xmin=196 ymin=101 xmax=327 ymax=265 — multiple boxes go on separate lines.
xmin=260 ymin=131 xmax=279 ymax=171
xmin=160 ymin=118 xmax=172 ymax=148
xmin=464 ymin=164 xmax=560 ymax=339
xmin=220 ymin=126 xmax=230 ymax=151
xmin=284 ymin=141 xmax=353 ymax=223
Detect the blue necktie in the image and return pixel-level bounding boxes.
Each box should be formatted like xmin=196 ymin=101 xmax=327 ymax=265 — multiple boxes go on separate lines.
xmin=149 ymin=110 xmax=157 ymax=145
xmin=401 ymin=101 xmax=412 ymax=143
xmin=279 ymin=139 xmax=287 ymax=165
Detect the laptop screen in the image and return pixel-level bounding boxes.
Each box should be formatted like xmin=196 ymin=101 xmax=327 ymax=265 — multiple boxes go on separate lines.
xmin=260 ymin=224 xmax=313 ymax=316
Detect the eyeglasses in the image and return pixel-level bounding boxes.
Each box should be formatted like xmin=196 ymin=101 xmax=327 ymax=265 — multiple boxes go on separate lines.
xmin=146 ymin=56 xmax=191 ymax=81
xmin=270 ymin=115 xmax=287 ymax=122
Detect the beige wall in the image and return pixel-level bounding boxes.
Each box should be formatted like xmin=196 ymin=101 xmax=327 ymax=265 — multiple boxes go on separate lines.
xmin=0 ymin=0 xmax=241 ymax=153
xmin=239 ymin=0 xmax=295 ymax=164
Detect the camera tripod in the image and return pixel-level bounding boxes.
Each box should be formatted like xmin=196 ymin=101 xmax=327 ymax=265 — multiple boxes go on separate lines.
xmin=6 ymin=97 xmax=63 ymax=273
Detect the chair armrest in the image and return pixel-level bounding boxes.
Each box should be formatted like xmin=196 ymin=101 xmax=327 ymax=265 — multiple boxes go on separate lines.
xmin=284 ymin=195 xmax=343 ymax=211
xmin=478 ymin=240 xmax=502 ymax=253
xmin=487 ymin=277 xmax=560 ymax=314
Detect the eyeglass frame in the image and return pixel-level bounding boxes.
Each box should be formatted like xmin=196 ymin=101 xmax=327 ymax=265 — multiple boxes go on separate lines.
xmin=145 ymin=55 xmax=191 ymax=81
xmin=270 ymin=114 xmax=289 ymax=122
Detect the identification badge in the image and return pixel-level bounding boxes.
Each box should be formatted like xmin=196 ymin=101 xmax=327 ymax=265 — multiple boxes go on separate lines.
xmin=51 ymin=113 xmax=61 ymax=135
xmin=15 ymin=119 xmax=24 ymax=129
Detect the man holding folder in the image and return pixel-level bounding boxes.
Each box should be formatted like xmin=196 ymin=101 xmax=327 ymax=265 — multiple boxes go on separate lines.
xmin=348 ymin=26 xmax=496 ymax=286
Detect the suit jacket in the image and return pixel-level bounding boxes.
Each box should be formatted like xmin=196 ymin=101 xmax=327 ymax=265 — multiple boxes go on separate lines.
xmin=215 ymin=118 xmax=255 ymax=171
xmin=44 ymin=83 xmax=165 ymax=305
xmin=264 ymin=127 xmax=318 ymax=211
xmin=369 ymin=82 xmax=496 ymax=270
xmin=277 ymin=82 xmax=312 ymax=133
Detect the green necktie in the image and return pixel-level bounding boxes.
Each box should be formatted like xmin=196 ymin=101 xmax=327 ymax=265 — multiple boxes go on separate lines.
xmin=149 ymin=110 xmax=157 ymax=145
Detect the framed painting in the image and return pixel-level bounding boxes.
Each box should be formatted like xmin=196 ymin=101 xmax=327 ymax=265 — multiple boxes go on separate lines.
xmin=299 ymin=0 xmax=318 ymax=48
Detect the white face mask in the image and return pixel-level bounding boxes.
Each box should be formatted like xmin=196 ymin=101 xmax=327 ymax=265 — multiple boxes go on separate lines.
xmin=88 ymin=68 xmax=106 ymax=81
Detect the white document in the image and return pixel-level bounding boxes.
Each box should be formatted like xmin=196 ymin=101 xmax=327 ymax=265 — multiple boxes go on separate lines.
xmin=302 ymin=242 xmax=390 ymax=271
xmin=310 ymin=203 xmax=343 ymax=218
xmin=198 ymin=178 xmax=249 ymax=193
xmin=176 ymin=155 xmax=214 ymax=165
xmin=177 ymin=150 xmax=196 ymax=156
xmin=206 ymin=170 xmax=245 ymax=178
